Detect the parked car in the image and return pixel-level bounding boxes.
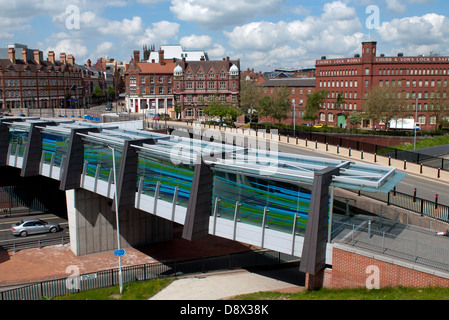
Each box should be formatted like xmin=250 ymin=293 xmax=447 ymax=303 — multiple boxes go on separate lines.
xmin=11 ymin=219 xmax=61 ymax=237
xmin=313 ymin=124 xmax=324 ymax=128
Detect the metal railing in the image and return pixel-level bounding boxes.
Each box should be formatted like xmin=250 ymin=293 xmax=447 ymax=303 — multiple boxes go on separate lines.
xmin=0 ymin=249 xmax=298 ymax=300
xmin=250 ymin=124 xmax=449 ymax=171
xmin=356 ymin=189 xmax=449 ymax=224
xmin=0 ymin=236 xmax=70 ymax=252
xmin=332 ymin=219 xmax=449 ymax=272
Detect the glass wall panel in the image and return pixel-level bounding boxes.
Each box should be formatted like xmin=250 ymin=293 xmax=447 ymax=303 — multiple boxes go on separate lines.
xmin=83 ymin=141 xmax=122 ymax=182
xmin=9 ymin=128 xmax=29 ymax=157
xmin=212 ymin=171 xmax=312 ymax=235
xmin=42 ymin=132 xmax=70 ymax=167
xmin=137 ymin=154 xmax=194 ymax=208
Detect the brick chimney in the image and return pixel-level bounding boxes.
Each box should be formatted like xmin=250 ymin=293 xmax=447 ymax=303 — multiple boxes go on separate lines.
xmin=22 ymin=49 xmax=28 ymax=62
xmin=68 ymin=54 xmax=75 ymax=66
xmin=8 ymin=48 xmax=15 ymax=64
xmin=60 ymin=53 xmax=67 ymax=64
xmin=48 ymin=51 xmax=55 ymax=63
xmin=34 ymin=50 xmax=41 ymax=64
xmin=200 ymin=56 xmax=205 ymax=61
xmin=87 ymin=59 xmax=91 ymax=67
xmin=159 ymin=50 xmax=165 ymax=65
xmin=133 ymin=50 xmax=140 ymax=62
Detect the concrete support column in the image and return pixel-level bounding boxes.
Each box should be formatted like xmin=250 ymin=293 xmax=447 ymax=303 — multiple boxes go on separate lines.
xmin=66 ymin=188 xmax=172 ymax=256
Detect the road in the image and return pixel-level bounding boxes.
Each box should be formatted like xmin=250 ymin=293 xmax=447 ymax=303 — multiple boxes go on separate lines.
xmin=277 ymin=142 xmax=449 ymax=206
xmin=0 ymin=214 xmax=69 ymax=246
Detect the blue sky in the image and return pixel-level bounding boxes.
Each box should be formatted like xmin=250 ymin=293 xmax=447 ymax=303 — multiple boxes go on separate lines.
xmin=1 ymin=0 xmax=448 ymax=72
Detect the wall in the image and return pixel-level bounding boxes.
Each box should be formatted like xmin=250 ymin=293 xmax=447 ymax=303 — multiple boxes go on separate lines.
xmin=328 ymin=244 xmax=449 ymax=289
xmin=66 ymin=188 xmax=173 ymax=256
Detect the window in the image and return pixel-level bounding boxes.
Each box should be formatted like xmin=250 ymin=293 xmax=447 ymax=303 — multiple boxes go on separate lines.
xmin=208 ymin=82 xmax=215 ymax=89
xmin=365 ymin=68 xmax=370 ymax=75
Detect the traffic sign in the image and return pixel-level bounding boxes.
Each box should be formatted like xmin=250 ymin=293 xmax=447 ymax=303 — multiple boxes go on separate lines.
xmin=114 ymin=249 xmax=126 ymax=256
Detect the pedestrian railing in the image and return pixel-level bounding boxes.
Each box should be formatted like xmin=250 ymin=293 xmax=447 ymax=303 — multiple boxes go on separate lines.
xmin=332 ymin=219 xmax=449 ymax=273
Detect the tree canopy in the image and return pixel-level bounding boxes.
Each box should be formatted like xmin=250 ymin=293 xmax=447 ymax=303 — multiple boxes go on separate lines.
xmin=303 ymin=89 xmax=329 ymax=123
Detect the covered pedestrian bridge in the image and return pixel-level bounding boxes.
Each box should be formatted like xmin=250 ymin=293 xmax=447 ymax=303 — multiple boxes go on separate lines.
xmin=0 ymin=116 xmax=406 ymax=272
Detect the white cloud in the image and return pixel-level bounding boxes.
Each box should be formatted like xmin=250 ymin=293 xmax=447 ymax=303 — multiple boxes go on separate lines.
xmin=376 ymin=13 xmax=449 ymax=56
xmin=144 ymin=20 xmax=180 ymax=46
xmin=169 ymin=0 xmax=286 ymax=28
xmin=45 ymin=38 xmax=89 ymax=61
xmin=180 ymin=34 xmax=212 ymax=49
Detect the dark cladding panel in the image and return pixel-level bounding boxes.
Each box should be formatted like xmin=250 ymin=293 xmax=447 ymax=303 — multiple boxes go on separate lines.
xmin=21 ymin=122 xmax=56 ymax=177
xmin=59 ymin=128 xmax=100 ymax=191
xmin=182 ymin=158 xmax=213 ymax=241
xmin=0 ymin=122 xmax=9 ymax=167
xmin=113 ymin=138 xmax=155 ymax=212
xmin=299 ymin=166 xmax=340 ymax=275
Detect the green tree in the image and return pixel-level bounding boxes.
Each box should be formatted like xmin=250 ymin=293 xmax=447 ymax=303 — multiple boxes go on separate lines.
xmin=348 ymin=111 xmax=363 ymax=128
xmin=92 ymin=85 xmax=104 ymax=98
xmin=429 ymin=83 xmax=449 ymax=130
xmin=107 ymin=86 xmax=116 ymax=98
xmin=174 ymin=102 xmax=183 ymax=120
xmin=203 ymin=95 xmax=241 ymax=125
xmin=303 ymin=90 xmax=329 ymax=123
xmin=239 ymin=79 xmax=261 ymax=123
xmin=363 ymin=86 xmax=408 ymax=127
xmin=256 ymin=86 xmax=291 ymax=123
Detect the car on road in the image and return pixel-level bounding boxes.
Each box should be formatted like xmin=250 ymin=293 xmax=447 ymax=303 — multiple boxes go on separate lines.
xmin=313 ymin=124 xmax=324 ymax=128
xmin=105 ymin=103 xmax=112 ymax=111
xmin=11 ymin=219 xmax=61 ymax=237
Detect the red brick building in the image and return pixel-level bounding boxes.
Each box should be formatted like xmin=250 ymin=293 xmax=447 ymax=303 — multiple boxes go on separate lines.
xmin=315 ymin=41 xmax=449 ymax=130
xmin=173 ymin=57 xmax=240 ymax=120
xmin=125 ymin=50 xmax=177 ymax=116
xmin=0 ymin=46 xmax=84 ymax=111
xmin=257 ymin=78 xmax=316 ymax=125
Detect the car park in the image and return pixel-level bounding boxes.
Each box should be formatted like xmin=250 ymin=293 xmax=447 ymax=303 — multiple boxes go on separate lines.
xmin=11 ymin=219 xmax=61 ymax=237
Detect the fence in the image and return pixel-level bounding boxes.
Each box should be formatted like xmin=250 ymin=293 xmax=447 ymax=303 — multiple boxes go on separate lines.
xmin=0 ymin=185 xmax=52 ymax=216
xmin=332 ymin=219 xmax=449 ymax=272
xmin=0 ymin=236 xmax=69 ymax=253
xmin=250 ymin=124 xmax=449 ymax=171
xmin=0 ymin=249 xmax=298 ymax=300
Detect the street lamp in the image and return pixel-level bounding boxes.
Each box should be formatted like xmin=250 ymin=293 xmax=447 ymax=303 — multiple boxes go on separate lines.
xmin=108 ymin=145 xmax=123 ymax=294
xmin=414 ymin=98 xmax=418 ymax=150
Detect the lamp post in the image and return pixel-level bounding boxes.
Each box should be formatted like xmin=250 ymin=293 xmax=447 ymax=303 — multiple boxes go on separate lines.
xmin=414 ymin=98 xmax=418 ymax=150
xmin=293 ymin=103 xmax=296 ymax=132
xmin=108 ymin=145 xmax=123 ymax=295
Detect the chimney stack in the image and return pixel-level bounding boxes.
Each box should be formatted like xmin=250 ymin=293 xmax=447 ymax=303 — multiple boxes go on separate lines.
xmin=159 ymin=50 xmax=165 ymax=65
xmin=60 ymin=53 xmax=67 ymax=64
xmin=68 ymin=54 xmax=75 ymax=66
xmin=8 ymin=48 xmax=15 ymax=64
xmin=48 ymin=51 xmax=55 ymax=63
xmin=87 ymin=59 xmax=91 ymax=67
xmin=200 ymin=56 xmax=205 ymax=61
xmin=133 ymin=50 xmax=140 ymax=62
xmin=22 ymin=49 xmax=28 ymax=62
xmin=34 ymin=50 xmax=41 ymax=64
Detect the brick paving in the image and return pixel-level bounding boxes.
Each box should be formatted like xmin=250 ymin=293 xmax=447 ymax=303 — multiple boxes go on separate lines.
xmin=0 ymin=226 xmax=256 ymax=287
